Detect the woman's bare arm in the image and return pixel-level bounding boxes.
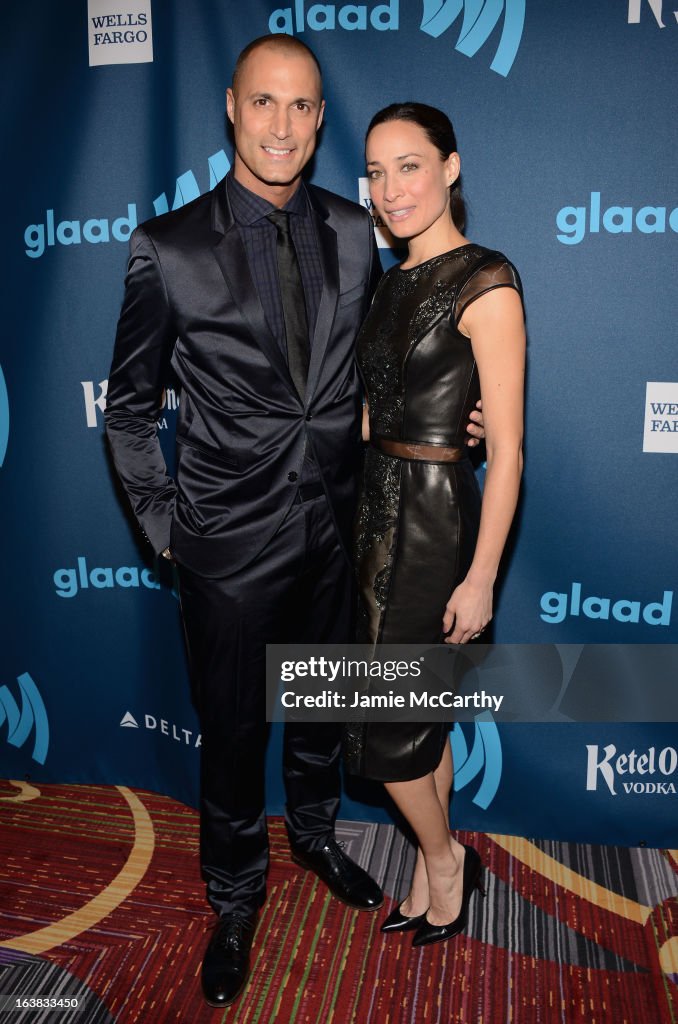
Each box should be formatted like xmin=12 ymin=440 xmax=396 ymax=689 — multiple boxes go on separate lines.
xmin=442 ymin=286 xmax=525 ymax=643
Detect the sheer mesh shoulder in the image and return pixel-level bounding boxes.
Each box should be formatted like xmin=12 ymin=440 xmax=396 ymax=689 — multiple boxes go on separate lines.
xmin=455 ymin=257 xmax=522 ymax=326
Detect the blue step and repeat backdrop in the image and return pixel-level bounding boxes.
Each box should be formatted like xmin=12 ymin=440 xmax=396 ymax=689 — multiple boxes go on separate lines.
xmin=2 ymin=0 xmax=676 ymax=846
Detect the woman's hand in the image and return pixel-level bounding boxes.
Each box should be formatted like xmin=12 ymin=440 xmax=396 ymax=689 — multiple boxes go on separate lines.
xmin=465 ymin=398 xmax=484 ymax=448
xmin=362 ymin=400 xmax=370 ymax=441
xmin=442 ymin=576 xmax=493 ymax=644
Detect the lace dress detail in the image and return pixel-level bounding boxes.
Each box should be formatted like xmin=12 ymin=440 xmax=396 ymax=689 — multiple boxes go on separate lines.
xmin=354 ymin=449 xmax=401 ymax=630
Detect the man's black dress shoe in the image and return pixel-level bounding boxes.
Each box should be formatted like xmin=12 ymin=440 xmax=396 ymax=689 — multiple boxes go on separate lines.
xmin=380 ymin=903 xmax=428 ymax=933
xmin=201 ymin=912 xmax=256 ymax=1007
xmin=291 ymin=837 xmax=384 ymax=910
xmin=412 ymin=844 xmax=485 ymax=948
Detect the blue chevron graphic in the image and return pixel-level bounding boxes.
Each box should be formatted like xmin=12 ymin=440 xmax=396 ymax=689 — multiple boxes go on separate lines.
xmin=0 ymin=672 xmax=49 ymax=765
xmin=153 ymin=150 xmax=231 ymax=216
xmin=420 ymin=0 xmax=525 ymax=77
xmin=0 ymin=364 xmax=8 ymax=467
xmin=451 ymin=712 xmax=503 ymax=808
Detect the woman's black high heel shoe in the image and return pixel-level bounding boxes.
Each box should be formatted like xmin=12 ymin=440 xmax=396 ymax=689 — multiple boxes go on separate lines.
xmin=380 ymin=903 xmax=429 ymax=933
xmin=411 ymin=844 xmax=485 ymax=948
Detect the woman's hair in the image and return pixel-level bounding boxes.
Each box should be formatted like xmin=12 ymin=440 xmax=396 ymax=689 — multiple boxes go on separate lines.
xmin=366 ymin=102 xmax=466 ymax=232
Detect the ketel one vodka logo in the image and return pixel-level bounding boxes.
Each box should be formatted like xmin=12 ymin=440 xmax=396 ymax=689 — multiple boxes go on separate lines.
xmin=81 ymin=379 xmax=179 ymax=429
xmin=586 ymin=743 xmax=677 ymax=796
xmin=628 ymin=0 xmax=678 ymax=28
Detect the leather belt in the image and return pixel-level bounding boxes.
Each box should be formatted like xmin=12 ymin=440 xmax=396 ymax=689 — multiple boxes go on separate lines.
xmin=294 ymin=480 xmax=325 ymax=503
xmin=371 ymin=436 xmax=465 ymax=462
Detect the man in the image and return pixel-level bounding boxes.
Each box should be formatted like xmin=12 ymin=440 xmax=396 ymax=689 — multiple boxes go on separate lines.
xmin=106 ymin=34 xmax=483 ymax=1007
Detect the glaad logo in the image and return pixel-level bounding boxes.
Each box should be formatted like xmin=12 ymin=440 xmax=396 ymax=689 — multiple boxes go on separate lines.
xmin=643 ymin=381 xmax=678 ymax=454
xmin=586 ymin=743 xmax=677 ymax=795
xmin=540 ymin=581 xmax=673 ymax=627
xmin=270 ymin=1 xmax=398 ymax=33
xmin=269 ymin=0 xmax=525 ymax=77
xmin=54 ymin=557 xmax=161 ymax=598
xmin=0 ymin=673 xmax=49 ymax=765
xmin=24 ymin=207 xmax=137 ymax=261
xmin=556 ymin=192 xmax=678 ymax=245
xmin=0 ymin=364 xmax=9 ymax=468
xmin=450 ymin=713 xmax=502 ymax=809
xmin=628 ymin=0 xmax=678 ymax=27
xmin=119 ymin=711 xmax=201 ymax=748
xmin=81 ymin=379 xmax=180 ymax=429
xmin=24 ymin=150 xmax=231 ymax=259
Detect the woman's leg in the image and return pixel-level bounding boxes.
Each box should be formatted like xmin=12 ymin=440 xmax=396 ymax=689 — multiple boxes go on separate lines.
xmin=386 ymin=743 xmax=466 ymax=925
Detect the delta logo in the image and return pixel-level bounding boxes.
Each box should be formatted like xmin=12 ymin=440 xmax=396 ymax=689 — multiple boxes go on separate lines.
xmin=120 ymin=710 xmax=201 ymax=748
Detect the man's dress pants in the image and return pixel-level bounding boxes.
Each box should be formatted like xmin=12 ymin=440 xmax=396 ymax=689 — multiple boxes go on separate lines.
xmin=177 ymin=492 xmax=352 ymax=916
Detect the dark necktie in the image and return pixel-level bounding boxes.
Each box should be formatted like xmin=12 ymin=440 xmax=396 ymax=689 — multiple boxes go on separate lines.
xmin=267 ymin=209 xmax=310 ymax=401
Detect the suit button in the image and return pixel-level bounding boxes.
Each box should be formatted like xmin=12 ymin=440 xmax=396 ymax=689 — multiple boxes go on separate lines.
xmin=288 ymin=471 xmax=298 ymax=482
xmin=305 ymin=413 xmax=312 ymax=421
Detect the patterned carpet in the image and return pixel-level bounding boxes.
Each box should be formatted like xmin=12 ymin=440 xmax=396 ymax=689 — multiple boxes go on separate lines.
xmin=0 ymin=781 xmax=676 ymax=1024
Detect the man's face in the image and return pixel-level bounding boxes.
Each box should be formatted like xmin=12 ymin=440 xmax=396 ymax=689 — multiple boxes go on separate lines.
xmin=226 ymin=45 xmax=325 ymax=205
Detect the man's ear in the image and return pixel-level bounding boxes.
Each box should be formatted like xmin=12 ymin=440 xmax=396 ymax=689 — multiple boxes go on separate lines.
xmin=226 ymin=88 xmax=235 ymax=125
xmin=316 ymin=99 xmax=326 ymax=131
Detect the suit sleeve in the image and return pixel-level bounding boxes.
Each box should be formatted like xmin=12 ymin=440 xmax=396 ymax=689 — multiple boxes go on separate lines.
xmin=105 ymin=226 xmax=178 ymax=554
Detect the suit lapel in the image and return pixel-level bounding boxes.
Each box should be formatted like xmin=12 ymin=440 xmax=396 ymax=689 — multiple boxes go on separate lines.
xmin=306 ymin=190 xmax=339 ymax=403
xmin=210 ymin=183 xmax=298 ymax=400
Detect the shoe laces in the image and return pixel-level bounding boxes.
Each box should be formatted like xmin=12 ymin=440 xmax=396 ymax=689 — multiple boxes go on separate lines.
xmin=326 ymin=838 xmax=350 ymax=868
xmin=214 ymin=915 xmax=250 ymax=951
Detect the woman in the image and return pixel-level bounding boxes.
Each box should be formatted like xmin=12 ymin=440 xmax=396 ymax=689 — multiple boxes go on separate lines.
xmin=345 ymin=103 xmax=525 ymax=947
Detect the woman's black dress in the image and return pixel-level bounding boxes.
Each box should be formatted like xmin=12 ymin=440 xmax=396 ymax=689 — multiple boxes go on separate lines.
xmin=344 ymin=244 xmax=522 ymax=782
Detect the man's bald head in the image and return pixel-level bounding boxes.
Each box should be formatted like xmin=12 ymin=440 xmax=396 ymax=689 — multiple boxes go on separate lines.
xmin=232 ymin=34 xmax=323 ymax=96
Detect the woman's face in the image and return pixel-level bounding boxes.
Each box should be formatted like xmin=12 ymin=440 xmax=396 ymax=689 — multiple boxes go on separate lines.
xmin=365 ymin=119 xmax=459 ymax=242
